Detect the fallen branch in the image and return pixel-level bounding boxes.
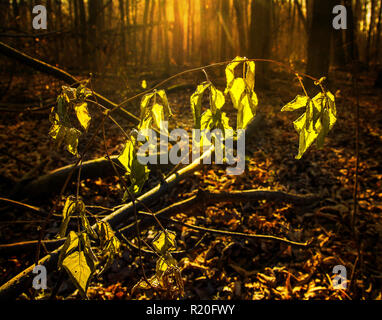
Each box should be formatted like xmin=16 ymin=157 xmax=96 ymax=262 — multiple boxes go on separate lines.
xmin=12 ymin=156 xmax=121 ymax=199
xmin=0 ymin=148 xmax=212 ymax=299
xmin=0 ymin=187 xmax=316 ymax=260
xmin=122 ymin=188 xmax=318 ymax=242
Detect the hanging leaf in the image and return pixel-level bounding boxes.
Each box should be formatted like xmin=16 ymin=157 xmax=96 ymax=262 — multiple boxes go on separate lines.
xmin=316 ymin=91 xmax=337 ymax=148
xmin=156 ymin=254 xmax=178 ymax=277
xmin=62 ymin=250 xmax=93 ymax=298
xmin=227 ymin=78 xmax=246 ymax=111
xmin=225 ymin=56 xmax=246 ymax=93
xmin=74 ymin=102 xmax=91 ymax=131
xmin=80 ymin=210 xmax=98 ymax=240
xmin=283 ymin=91 xmax=337 ymax=159
xmin=151 ymin=103 xmax=164 ymax=130
xmin=64 ymin=127 xmax=81 ymax=156
xmin=58 ymin=196 xmax=83 ymax=238
xmin=139 ymin=93 xmax=155 ymax=127
xmin=245 ymin=60 xmax=256 ymax=91
xmin=80 ymin=232 xmax=98 ymax=266
xmin=118 ymin=138 xmax=136 ymax=175
xmin=58 ymin=231 xmax=80 ymax=269
xmin=190 ymin=82 xmax=210 ymax=129
xmin=156 ymin=89 xmax=173 ymax=119
xmin=224 ymin=57 xmax=257 ymax=129
xmin=209 ymin=86 xmax=225 ymax=113
xmin=152 ymin=230 xmax=177 ymax=255
xmin=76 ymin=84 xmax=92 ymax=100
xmin=141 ymin=80 xmax=147 ymax=89
xmin=49 ymin=120 xmax=81 ymax=157
xmin=96 ymin=221 xmax=122 ymax=275
xmin=128 ymin=158 xmax=150 ymax=195
xmin=118 ymin=136 xmax=149 ymax=196
xmin=281 ymin=95 xmax=309 ymax=112
xmin=133 ymin=275 xmax=162 ymax=291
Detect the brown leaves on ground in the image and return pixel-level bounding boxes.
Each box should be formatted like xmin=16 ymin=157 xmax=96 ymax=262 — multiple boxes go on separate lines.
xmin=0 ymin=69 xmax=382 ymax=300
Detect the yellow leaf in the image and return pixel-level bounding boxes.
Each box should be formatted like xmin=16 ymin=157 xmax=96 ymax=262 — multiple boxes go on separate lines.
xmin=156 ymin=254 xmax=178 ymax=277
xmin=62 ymin=250 xmax=93 ymax=298
xmin=75 ymin=102 xmax=91 ymax=130
xmin=152 ymin=230 xmax=177 ymax=254
xmin=58 ymin=231 xmax=80 ymax=269
xmin=151 ymin=103 xmax=164 ymax=130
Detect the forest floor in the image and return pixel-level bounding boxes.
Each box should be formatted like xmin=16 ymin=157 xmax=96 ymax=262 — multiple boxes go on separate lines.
xmin=0 ymin=64 xmax=381 ymax=300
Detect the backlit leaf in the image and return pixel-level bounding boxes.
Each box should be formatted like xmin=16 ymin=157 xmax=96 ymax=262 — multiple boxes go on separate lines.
xmin=210 ymin=86 xmax=225 ymax=113
xmin=139 ymin=92 xmax=155 ymax=124
xmin=281 ymin=95 xmax=309 ymax=112
xmin=156 ymin=89 xmax=173 ymax=119
xmin=225 ymin=56 xmax=245 ymax=93
xmin=152 ymin=230 xmax=177 ymax=255
xmin=287 ymin=91 xmax=337 ymax=159
xmin=58 ymin=231 xmax=79 ymax=269
xmin=190 ymin=82 xmax=210 ymax=129
xmin=245 ymin=61 xmax=256 ymax=91
xmin=118 ymin=138 xmax=135 ymax=175
xmin=151 ymin=103 xmax=164 ymax=130
xmin=58 ymin=196 xmax=81 ymax=238
xmin=80 ymin=233 xmax=98 ymax=269
xmin=156 ymin=254 xmax=178 ymax=277
xmin=75 ymin=102 xmax=91 ymax=130
xmin=62 ymin=250 xmax=93 ymax=298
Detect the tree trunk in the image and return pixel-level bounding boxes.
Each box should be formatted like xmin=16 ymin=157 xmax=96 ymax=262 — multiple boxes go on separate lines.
xmin=219 ymin=0 xmax=231 ymax=61
xmin=88 ymin=0 xmax=101 ymax=72
xmin=147 ymin=0 xmax=156 ymax=65
xmin=366 ymin=0 xmax=377 ymax=66
xmin=141 ymin=0 xmax=150 ymax=65
xmin=332 ymin=28 xmax=346 ymax=68
xmin=118 ymin=0 xmax=128 ymax=65
xmin=249 ymin=0 xmax=272 ymax=89
xmin=306 ymin=0 xmax=335 ymax=83
xmin=161 ymin=0 xmax=170 ymax=72
xmin=376 ymin=1 xmax=382 ymax=63
xmin=78 ymin=0 xmax=89 ymax=70
xmin=234 ymin=0 xmax=246 ymax=55
xmin=173 ymin=0 xmax=184 ymax=65
xmin=344 ymin=0 xmax=359 ymax=63
xmin=200 ymin=0 xmax=209 ymax=65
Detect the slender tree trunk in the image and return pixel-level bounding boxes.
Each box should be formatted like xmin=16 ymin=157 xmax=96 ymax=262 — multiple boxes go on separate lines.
xmin=234 ymin=0 xmax=246 ymax=55
xmin=161 ymin=0 xmax=170 ymax=72
xmin=118 ymin=0 xmax=127 ymax=65
xmin=366 ymin=0 xmax=377 ymax=66
xmin=147 ymin=0 xmax=156 ymax=65
xmin=141 ymin=0 xmax=150 ymax=65
xmin=88 ymin=0 xmax=101 ymax=71
xmin=376 ymin=1 xmax=382 ymax=63
xmin=219 ymin=0 xmax=231 ymax=61
xmin=332 ymin=28 xmax=346 ymax=68
xmin=306 ymin=0 xmax=335 ymax=82
xmin=249 ymin=0 xmax=272 ymax=88
xmin=345 ymin=0 xmax=359 ymax=63
xmin=173 ymin=0 xmax=184 ymax=65
xmin=78 ymin=0 xmax=89 ymax=70
xmin=200 ymin=0 xmax=208 ymax=65
xmin=187 ymin=0 xmax=192 ymax=63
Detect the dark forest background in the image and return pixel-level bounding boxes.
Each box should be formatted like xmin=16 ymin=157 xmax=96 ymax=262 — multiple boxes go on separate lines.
xmin=1 ymin=0 xmax=381 ymax=89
